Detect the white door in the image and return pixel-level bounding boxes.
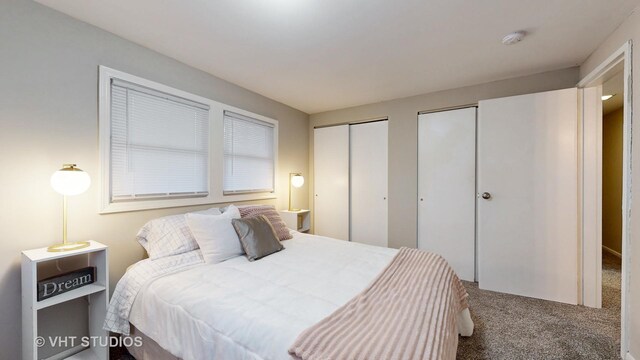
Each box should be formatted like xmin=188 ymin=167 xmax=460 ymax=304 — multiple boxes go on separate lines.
xmin=418 ymin=108 xmax=476 ymax=281
xmin=477 ymin=88 xmax=578 ymax=304
xmin=350 ymin=121 xmax=388 ymax=247
xmin=314 ymin=125 xmax=350 ymax=240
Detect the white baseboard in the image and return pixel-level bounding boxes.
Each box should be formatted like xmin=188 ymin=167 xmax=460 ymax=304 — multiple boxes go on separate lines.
xmin=43 ymin=344 xmax=87 ymax=360
xmin=602 ymin=245 xmax=622 ymax=258
xmin=626 ymin=352 xmax=636 ymax=360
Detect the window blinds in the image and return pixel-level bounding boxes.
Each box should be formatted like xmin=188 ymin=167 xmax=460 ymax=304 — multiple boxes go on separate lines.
xmin=223 ymin=111 xmax=275 ymax=194
xmin=110 ymin=79 xmax=210 ymax=201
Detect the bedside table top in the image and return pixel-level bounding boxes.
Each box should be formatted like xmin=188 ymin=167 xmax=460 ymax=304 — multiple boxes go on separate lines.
xmin=22 ymin=240 xmax=107 ymax=262
xmin=280 ymin=209 xmax=310 ymax=214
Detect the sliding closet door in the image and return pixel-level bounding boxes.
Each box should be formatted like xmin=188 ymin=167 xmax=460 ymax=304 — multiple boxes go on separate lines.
xmin=350 ymin=121 xmax=388 ymax=247
xmin=418 ymin=108 xmax=476 ymax=281
xmin=477 ymin=88 xmax=578 ymax=304
xmin=314 ymin=125 xmax=350 ymax=240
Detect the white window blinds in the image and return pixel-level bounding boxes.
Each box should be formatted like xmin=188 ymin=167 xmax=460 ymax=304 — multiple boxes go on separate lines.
xmin=110 ymin=79 xmax=210 ymax=201
xmin=223 ymin=111 xmax=275 ymax=194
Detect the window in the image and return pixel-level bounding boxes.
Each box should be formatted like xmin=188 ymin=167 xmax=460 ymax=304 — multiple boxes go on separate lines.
xmin=99 ymin=66 xmax=278 ymax=213
xmin=223 ymin=111 xmax=276 ymax=194
xmin=110 ymin=79 xmax=210 ymax=201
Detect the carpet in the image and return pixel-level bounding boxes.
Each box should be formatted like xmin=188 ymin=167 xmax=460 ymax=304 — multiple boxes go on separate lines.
xmin=457 ymin=252 xmax=621 ymax=360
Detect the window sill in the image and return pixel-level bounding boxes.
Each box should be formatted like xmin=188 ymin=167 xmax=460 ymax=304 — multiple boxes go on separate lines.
xmin=100 ymin=193 xmax=277 ymax=214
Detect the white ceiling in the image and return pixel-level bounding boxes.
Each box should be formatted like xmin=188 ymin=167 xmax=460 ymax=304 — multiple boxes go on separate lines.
xmin=36 ymin=0 xmax=639 ymax=114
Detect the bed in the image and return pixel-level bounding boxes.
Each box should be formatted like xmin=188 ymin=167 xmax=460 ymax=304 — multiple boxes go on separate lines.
xmin=106 ymin=230 xmax=473 ymax=360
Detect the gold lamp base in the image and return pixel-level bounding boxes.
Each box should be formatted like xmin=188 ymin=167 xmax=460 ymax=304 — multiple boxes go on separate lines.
xmin=47 ymin=241 xmax=90 ymax=252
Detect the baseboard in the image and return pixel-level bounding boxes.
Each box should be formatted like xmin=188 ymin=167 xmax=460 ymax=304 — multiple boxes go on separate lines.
xmin=602 ymin=245 xmax=622 ymax=258
xmin=626 ymin=352 xmax=636 ymax=360
xmin=43 ymin=344 xmax=86 ymax=360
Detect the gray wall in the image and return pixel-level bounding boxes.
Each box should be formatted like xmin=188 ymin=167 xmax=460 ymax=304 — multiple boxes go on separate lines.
xmin=580 ymin=7 xmax=639 ymax=357
xmin=309 ymin=67 xmax=580 ymax=249
xmin=0 ymin=0 xmax=309 ymax=357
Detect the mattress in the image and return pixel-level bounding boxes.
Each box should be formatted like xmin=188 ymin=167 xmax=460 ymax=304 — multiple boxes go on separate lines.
xmin=121 ymin=232 xmax=472 ymax=359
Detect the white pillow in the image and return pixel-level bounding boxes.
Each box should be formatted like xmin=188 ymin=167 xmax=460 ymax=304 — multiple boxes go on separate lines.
xmin=186 ymin=205 xmax=242 ymax=264
xmin=137 ymin=207 xmax=221 ymax=259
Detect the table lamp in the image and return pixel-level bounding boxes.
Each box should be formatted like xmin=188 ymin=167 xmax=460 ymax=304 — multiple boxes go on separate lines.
xmin=289 ymin=173 xmax=304 ymax=211
xmin=48 ymin=164 xmax=91 ymax=252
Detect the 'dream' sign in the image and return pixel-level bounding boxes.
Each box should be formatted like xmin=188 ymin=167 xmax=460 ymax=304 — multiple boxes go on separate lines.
xmin=37 ymin=267 xmax=96 ymax=301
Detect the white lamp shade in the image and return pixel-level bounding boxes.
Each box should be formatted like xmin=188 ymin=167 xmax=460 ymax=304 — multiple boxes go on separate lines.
xmin=51 ymin=166 xmax=91 ymax=196
xmin=291 ymin=174 xmax=304 ymax=188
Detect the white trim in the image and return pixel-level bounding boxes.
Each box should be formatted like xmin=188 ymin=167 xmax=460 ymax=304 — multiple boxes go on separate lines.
xmin=621 ymin=40 xmax=632 ymax=360
xmin=626 ymin=352 xmax=637 ymax=360
xmin=580 ymin=85 xmax=603 ymax=308
xmin=98 ymin=66 xmax=278 ymax=213
xmin=602 ymin=245 xmax=622 ymax=259
xmin=578 ymin=43 xmax=627 ymax=87
xmin=577 ymin=40 xmax=632 ymax=359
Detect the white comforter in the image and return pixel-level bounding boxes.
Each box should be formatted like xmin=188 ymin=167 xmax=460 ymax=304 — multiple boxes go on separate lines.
xmin=107 ymin=232 xmax=472 ymax=359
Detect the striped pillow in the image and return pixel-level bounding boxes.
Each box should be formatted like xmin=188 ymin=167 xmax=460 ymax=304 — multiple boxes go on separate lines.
xmin=239 ymin=205 xmax=293 ymax=241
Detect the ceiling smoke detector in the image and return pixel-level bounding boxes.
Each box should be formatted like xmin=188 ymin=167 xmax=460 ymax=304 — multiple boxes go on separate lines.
xmin=502 ymin=31 xmax=526 ymax=45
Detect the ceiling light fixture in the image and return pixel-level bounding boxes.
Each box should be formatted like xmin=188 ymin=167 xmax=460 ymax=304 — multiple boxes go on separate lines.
xmin=502 ymin=31 xmax=526 ymax=45
xmin=602 ymin=94 xmax=615 ymax=101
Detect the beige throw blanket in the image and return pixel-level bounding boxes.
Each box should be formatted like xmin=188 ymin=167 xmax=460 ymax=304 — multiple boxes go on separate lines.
xmin=288 ymin=247 xmax=469 ymax=360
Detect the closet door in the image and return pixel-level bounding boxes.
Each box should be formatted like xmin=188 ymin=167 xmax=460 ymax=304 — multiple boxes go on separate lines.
xmin=477 ymin=88 xmax=578 ymax=304
xmin=313 ymin=125 xmax=350 ymax=240
xmin=350 ymin=121 xmax=388 ymax=247
xmin=418 ymin=108 xmax=476 ymax=281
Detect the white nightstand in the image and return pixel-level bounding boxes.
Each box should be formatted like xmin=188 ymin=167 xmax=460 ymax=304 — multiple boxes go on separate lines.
xmin=279 ymin=210 xmax=311 ymax=233
xmin=22 ymin=241 xmax=109 ymax=360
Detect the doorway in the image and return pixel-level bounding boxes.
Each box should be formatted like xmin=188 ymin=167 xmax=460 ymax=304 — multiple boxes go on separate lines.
xmin=578 ymin=41 xmax=632 ymax=359
xmin=601 ymin=70 xmax=624 ymax=313
xmin=602 ymin=70 xmax=625 ymax=356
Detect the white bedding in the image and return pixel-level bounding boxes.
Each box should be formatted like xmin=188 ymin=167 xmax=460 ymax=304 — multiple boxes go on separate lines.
xmin=111 ymin=231 xmax=473 ymax=359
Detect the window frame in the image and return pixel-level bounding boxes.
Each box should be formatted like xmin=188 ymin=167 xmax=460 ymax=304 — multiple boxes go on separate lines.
xmin=99 ymin=66 xmax=277 ymax=213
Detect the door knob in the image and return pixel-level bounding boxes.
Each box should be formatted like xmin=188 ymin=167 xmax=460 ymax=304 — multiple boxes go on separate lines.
xmin=481 ymin=192 xmax=491 ymax=200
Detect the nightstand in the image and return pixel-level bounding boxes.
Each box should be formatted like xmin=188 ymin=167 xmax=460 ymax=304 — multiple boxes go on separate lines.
xmin=279 ymin=209 xmax=311 ymax=233
xmin=22 ymin=241 xmax=108 ymax=360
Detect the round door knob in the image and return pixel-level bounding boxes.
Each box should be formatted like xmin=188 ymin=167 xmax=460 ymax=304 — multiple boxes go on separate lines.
xmin=481 ymin=192 xmax=491 ymax=200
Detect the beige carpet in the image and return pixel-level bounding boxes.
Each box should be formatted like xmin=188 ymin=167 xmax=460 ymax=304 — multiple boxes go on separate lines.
xmin=457 ymin=252 xmax=621 ymax=360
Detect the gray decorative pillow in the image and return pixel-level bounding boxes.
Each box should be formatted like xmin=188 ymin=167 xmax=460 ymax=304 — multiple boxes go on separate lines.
xmin=232 ymin=215 xmax=284 ymax=261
